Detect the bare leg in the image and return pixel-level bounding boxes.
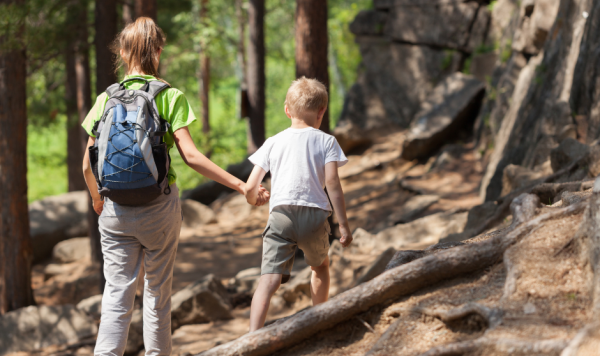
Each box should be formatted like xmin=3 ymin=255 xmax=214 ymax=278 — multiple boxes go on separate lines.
xmin=310 ymin=256 xmax=330 ymax=305
xmin=250 ymin=273 xmax=282 ymax=332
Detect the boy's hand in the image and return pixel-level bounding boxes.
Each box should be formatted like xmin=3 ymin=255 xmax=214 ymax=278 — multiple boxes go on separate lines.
xmin=339 ymin=224 xmax=353 ymax=247
xmin=254 ymin=185 xmax=270 ymax=206
xmin=93 ymin=198 xmax=104 ymax=215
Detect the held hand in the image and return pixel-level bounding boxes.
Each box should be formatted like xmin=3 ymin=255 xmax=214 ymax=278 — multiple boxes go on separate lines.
xmin=93 ymin=198 xmax=104 ymax=215
xmin=254 ymin=186 xmax=271 ymax=206
xmin=339 ymin=224 xmax=353 ymax=248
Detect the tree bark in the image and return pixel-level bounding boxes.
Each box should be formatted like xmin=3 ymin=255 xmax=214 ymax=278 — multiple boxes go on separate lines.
xmin=123 ymin=0 xmax=134 ymax=25
xmin=199 ymin=202 xmax=585 ymax=356
xmin=135 ymin=0 xmax=157 ymax=21
xmin=94 ymin=0 xmax=118 ymax=294
xmin=247 ymin=0 xmax=266 ymax=154
xmin=66 ymin=25 xmax=86 ymax=192
xmin=295 ymin=0 xmax=330 ymax=134
xmin=199 ymin=0 xmax=210 ymax=135
xmin=0 ymin=0 xmax=35 ymax=315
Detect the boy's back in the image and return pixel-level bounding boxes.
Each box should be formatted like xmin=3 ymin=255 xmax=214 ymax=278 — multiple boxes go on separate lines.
xmin=249 ymin=127 xmax=347 ymax=212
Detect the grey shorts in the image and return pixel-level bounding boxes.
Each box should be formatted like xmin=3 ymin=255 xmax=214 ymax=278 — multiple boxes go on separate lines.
xmin=261 ymin=205 xmax=331 ymax=283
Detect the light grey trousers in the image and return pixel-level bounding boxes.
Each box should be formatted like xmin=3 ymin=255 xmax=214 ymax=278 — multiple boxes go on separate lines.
xmin=94 ymin=185 xmax=182 ymax=356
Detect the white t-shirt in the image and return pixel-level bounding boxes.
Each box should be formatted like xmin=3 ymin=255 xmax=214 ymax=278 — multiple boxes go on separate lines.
xmin=249 ymin=127 xmax=348 ymax=212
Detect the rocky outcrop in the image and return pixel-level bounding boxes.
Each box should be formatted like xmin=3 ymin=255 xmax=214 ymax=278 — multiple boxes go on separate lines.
xmin=335 ymin=1 xmax=491 ymax=152
xmin=29 ymin=191 xmax=89 ymax=262
xmin=402 ymin=73 xmax=485 ymax=160
xmin=481 ymin=0 xmax=591 ymax=201
xmin=0 ymin=305 xmax=97 ymax=354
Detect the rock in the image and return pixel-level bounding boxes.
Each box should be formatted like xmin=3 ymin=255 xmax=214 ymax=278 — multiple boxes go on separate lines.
xmin=213 ymin=193 xmax=254 ymax=226
xmin=550 ymin=138 xmax=590 ymax=172
xmin=441 ymin=202 xmax=499 ymax=243
xmin=510 ymin=193 xmax=541 ymax=226
xmin=354 ymin=247 xmax=396 ymax=286
xmin=43 ymin=263 xmax=79 ymax=280
xmin=52 ymin=237 xmax=91 ymax=263
xmin=373 ymin=0 xmax=392 ymax=10
xmin=29 ymin=191 xmax=89 ymax=262
xmin=280 ymin=266 xmax=312 ymax=304
xmin=76 ymin=294 xmax=103 ymax=321
xmin=181 ymin=199 xmax=217 ymax=228
xmin=385 ymin=250 xmax=427 ymax=271
xmin=182 ymin=159 xmax=254 ymax=205
xmin=480 ymin=53 xmax=543 ymax=201
xmin=351 ymin=228 xmax=376 ymax=250
xmin=0 ymin=304 xmax=97 ymax=354
xmin=334 ymin=38 xmax=450 ymax=153
xmin=470 ymin=53 xmax=499 ymax=83
xmin=375 ymin=210 xmax=468 ymax=249
xmin=387 ymin=195 xmax=439 ymax=224
xmin=234 ymin=267 xmax=261 ymax=293
xmin=570 ymin=0 xmax=600 ymax=144
xmin=125 ymin=309 xmax=144 ymax=354
xmin=481 ymin=0 xmax=591 ymax=201
xmin=170 ymin=274 xmax=233 ymax=331
xmin=402 ymin=73 xmax=485 ymax=161
xmin=349 ymin=10 xmax=387 ymax=36
xmin=560 ymin=190 xmax=592 ymax=207
xmin=512 ymin=0 xmax=561 ymax=55
xmin=501 ymin=161 xmax=552 ymax=197
xmin=385 ymin=1 xmax=489 ymax=52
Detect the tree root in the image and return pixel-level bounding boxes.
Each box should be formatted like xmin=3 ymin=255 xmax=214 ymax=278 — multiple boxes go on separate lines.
xmin=473 ymin=159 xmax=587 ymax=237
xmin=198 ymin=201 xmax=585 ymax=356
xmin=415 ymin=303 xmax=503 ymax=330
xmin=420 ymin=337 xmax=569 ymax=356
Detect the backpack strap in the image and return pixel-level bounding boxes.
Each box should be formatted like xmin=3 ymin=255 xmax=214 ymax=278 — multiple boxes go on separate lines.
xmin=147 ymin=80 xmax=171 ymax=98
xmin=105 ymin=83 xmax=121 ymax=98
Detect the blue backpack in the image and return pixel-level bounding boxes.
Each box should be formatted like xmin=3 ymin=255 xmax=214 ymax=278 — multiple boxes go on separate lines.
xmin=89 ymin=77 xmax=172 ymax=206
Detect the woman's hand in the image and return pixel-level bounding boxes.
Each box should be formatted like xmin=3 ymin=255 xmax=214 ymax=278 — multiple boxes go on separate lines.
xmin=254 ymin=185 xmax=270 ymax=206
xmin=93 ymin=198 xmax=104 ymax=215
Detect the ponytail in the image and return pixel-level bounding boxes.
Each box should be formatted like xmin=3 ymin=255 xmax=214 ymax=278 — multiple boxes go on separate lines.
xmin=112 ymin=17 xmax=165 ymax=79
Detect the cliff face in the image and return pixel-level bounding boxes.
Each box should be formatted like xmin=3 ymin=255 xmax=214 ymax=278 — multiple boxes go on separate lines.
xmin=338 ymin=0 xmax=600 ymax=205
xmin=335 ymin=0 xmax=492 ymax=152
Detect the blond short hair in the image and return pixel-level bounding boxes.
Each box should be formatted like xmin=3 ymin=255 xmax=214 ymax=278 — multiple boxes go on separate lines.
xmin=284 ymin=77 xmax=328 ymax=116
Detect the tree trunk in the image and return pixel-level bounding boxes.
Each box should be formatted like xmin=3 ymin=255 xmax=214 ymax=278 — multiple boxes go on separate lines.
xmin=0 ymin=0 xmax=35 ymax=315
xmin=199 ymin=0 xmax=210 ymax=135
xmin=123 ymin=0 xmax=134 ymax=26
xmin=66 ymin=29 xmax=86 ymax=192
xmin=247 ymin=0 xmax=266 ymax=154
xmin=295 ymin=0 xmax=330 ymax=134
xmin=135 ymin=0 xmax=157 ymax=21
xmin=94 ymin=0 xmax=118 ymax=293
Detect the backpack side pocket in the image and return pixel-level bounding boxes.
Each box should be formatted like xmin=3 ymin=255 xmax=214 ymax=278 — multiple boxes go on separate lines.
xmin=89 ymin=146 xmax=101 ymax=187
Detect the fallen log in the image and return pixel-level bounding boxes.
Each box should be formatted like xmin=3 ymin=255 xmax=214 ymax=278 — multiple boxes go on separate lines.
xmin=198 ymin=201 xmax=585 ymax=356
xmin=420 ymin=337 xmax=569 ymax=356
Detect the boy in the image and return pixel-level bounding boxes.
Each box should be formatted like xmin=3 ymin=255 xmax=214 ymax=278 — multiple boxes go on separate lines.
xmin=244 ymin=77 xmax=353 ymax=331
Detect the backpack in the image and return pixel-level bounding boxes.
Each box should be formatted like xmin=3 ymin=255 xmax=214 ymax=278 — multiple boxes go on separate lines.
xmin=88 ymin=77 xmax=172 ymax=206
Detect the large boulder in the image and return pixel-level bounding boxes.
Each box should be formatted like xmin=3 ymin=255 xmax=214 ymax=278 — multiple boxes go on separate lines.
xmin=170 ymin=274 xmax=233 ymax=331
xmin=401 ymin=73 xmax=485 ymax=161
xmin=501 ymin=161 xmax=552 ymax=197
xmin=76 ymin=294 xmax=103 ymax=321
xmin=550 ymin=138 xmax=590 ymax=172
xmin=353 ymin=247 xmax=396 ymax=286
xmin=182 ymin=159 xmax=254 ymax=205
xmin=0 ymin=305 xmax=97 ymax=354
xmin=349 ymin=10 xmax=387 ymax=36
xmin=52 ymin=237 xmax=91 ymax=263
xmin=29 ymin=191 xmax=89 ymax=262
xmin=385 ymin=1 xmax=490 ymax=52
xmin=181 ymin=199 xmax=217 ymax=228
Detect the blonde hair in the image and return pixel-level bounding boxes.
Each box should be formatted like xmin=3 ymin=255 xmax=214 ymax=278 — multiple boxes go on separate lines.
xmin=284 ymin=77 xmax=328 ymax=116
xmin=111 ymin=17 xmax=165 ymax=78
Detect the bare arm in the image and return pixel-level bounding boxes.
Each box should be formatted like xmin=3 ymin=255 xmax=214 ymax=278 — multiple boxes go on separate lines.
xmin=245 ymin=165 xmax=268 ymax=205
xmin=325 ymin=161 xmax=352 ymax=247
xmin=82 ymin=136 xmax=104 ymax=215
xmin=174 ymin=127 xmax=245 ymax=194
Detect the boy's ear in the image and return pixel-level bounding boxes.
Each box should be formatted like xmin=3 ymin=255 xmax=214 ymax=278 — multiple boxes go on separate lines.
xmin=318 ymin=106 xmax=327 ymax=120
xmin=285 ymin=105 xmax=292 ymax=119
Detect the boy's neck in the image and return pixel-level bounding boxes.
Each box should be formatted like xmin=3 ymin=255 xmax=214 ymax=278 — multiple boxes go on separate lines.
xmin=289 ymin=114 xmax=320 ymax=130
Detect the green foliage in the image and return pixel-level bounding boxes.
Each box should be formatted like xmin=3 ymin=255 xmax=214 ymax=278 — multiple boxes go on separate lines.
xmin=441 ymin=50 xmax=455 ymax=71
xmin=500 ymin=39 xmax=512 ymax=64
xmin=487 ymin=1 xmax=498 ymax=12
